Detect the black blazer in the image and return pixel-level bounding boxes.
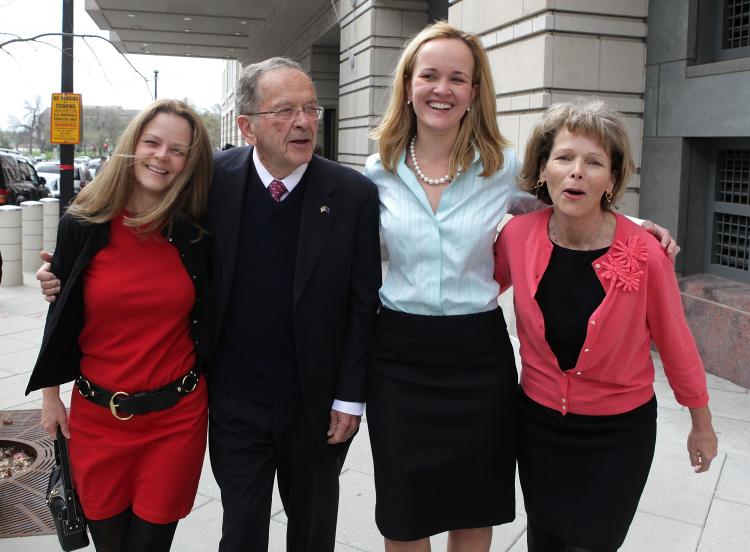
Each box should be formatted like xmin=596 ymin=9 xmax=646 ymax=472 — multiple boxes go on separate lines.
xmin=209 ymin=148 xmax=381 ymax=448
xmin=26 ymin=213 xmax=212 ymax=394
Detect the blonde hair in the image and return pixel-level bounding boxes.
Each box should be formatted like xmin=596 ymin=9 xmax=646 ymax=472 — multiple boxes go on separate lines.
xmin=371 ymin=21 xmax=510 ymax=177
xmin=67 ymin=99 xmax=213 ymax=236
xmin=519 ymin=99 xmax=635 ymax=210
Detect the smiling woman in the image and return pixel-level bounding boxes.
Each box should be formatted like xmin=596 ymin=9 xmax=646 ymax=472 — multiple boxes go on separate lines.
xmin=130 ymin=113 xmax=193 ymax=213
xmin=364 ymin=22 xmax=524 ymax=552
xmin=26 ymin=99 xmax=215 ymax=551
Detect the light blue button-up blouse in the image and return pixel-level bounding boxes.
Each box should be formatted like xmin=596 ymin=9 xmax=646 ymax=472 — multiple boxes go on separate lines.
xmin=365 ymin=149 xmax=529 ymax=316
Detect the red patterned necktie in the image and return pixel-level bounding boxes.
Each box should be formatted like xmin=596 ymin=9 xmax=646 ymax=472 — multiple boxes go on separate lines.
xmin=268 ymin=179 xmax=287 ymax=202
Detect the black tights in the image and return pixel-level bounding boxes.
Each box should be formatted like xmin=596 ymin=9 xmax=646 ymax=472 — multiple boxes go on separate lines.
xmin=88 ymin=507 xmax=178 ymax=552
xmin=527 ymin=518 xmax=616 ymax=552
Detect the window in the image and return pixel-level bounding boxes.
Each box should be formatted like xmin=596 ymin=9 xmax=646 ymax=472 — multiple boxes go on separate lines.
xmin=709 ymin=148 xmax=750 ymax=281
xmin=17 ymin=161 xmax=32 ymax=181
xmin=36 ymin=164 xmax=60 ymax=174
xmin=695 ymin=0 xmax=750 ymax=63
xmin=0 ymin=156 xmax=20 ymax=182
xmin=724 ymin=0 xmax=750 ymax=49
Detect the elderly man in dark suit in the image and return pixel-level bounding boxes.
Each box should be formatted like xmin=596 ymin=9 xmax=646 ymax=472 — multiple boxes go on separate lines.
xmin=37 ymin=57 xmax=381 ymax=551
xmin=207 ymin=57 xmax=381 ymax=551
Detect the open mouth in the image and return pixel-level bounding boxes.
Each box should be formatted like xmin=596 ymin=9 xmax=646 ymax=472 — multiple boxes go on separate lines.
xmin=563 ymin=188 xmax=586 ymax=198
xmin=289 ymin=138 xmax=311 ymax=147
xmin=146 ymin=164 xmax=168 ymax=175
xmin=428 ymin=101 xmax=452 ymax=110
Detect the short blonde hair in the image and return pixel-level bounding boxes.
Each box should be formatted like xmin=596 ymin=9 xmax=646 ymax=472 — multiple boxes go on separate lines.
xmin=371 ymin=21 xmax=510 ymax=177
xmin=68 ymin=99 xmax=212 ymax=236
xmin=519 ymin=99 xmax=635 ymax=209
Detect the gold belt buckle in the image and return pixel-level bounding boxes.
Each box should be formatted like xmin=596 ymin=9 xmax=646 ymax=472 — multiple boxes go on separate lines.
xmin=109 ymin=391 xmax=133 ymax=421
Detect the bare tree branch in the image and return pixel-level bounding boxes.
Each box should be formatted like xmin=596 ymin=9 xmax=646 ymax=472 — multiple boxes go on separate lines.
xmin=81 ymin=36 xmax=114 ymax=89
xmin=0 ymin=32 xmax=153 ymax=99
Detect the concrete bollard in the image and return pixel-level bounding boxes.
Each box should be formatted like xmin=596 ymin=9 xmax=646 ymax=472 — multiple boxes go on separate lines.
xmin=0 ymin=205 xmax=23 ymax=286
xmin=40 ymin=198 xmax=60 ymax=253
xmin=21 ymin=201 xmax=44 ymax=273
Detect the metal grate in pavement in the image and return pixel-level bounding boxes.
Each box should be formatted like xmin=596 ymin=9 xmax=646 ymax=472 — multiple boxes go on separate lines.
xmin=0 ymin=409 xmax=56 ymax=538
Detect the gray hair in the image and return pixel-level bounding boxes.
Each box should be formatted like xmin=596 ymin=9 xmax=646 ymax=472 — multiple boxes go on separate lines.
xmin=518 ymin=98 xmax=635 ymax=210
xmin=235 ymin=57 xmax=308 ymax=116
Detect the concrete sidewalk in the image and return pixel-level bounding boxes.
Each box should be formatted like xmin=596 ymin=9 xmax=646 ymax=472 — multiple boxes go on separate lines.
xmin=1 ymin=274 xmax=749 ymax=551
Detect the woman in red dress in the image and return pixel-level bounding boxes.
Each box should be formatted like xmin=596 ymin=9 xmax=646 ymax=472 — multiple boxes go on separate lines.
xmin=26 ymin=99 xmax=213 ymax=551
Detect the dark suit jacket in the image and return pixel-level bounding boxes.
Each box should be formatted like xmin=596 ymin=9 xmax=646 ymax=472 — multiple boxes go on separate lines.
xmin=209 ymin=147 xmax=381 ymax=451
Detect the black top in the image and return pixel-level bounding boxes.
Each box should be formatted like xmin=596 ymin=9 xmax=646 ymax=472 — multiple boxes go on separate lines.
xmin=535 ymin=243 xmax=607 ymax=371
xmin=26 ymin=213 xmax=213 ymax=394
xmin=213 ymin=167 xmax=306 ymax=403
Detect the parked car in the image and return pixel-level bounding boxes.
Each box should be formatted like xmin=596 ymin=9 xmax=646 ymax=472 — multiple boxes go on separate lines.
xmin=35 ymin=162 xmax=92 ymax=193
xmin=77 ymin=163 xmax=93 ymax=190
xmin=15 ymin=156 xmax=49 ymax=200
xmin=44 ymin=175 xmax=60 ymax=198
xmin=0 ymin=151 xmax=44 ymax=205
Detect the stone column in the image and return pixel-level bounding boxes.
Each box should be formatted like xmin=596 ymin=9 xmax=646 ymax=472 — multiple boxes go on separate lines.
xmin=337 ymin=0 xmax=429 ymax=170
xmin=0 ymin=205 xmax=22 ymax=286
xmin=449 ymin=0 xmax=648 ymax=216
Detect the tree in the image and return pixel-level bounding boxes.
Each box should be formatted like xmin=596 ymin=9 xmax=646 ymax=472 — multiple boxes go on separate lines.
xmin=81 ymin=106 xmax=138 ymax=155
xmin=179 ymin=98 xmax=220 ymax=149
xmin=0 ymin=129 xmax=11 ymax=149
xmin=200 ymin=104 xmax=221 ymax=149
xmin=10 ymin=97 xmax=44 ymax=153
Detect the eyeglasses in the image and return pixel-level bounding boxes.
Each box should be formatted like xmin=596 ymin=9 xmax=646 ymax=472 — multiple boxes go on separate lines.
xmin=245 ymin=106 xmax=324 ymax=121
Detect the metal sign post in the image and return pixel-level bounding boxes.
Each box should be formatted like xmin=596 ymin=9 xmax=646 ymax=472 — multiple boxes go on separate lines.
xmin=59 ymin=0 xmax=75 ymax=215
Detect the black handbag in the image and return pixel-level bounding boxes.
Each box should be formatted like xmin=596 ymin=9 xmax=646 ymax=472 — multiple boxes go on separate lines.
xmin=46 ymin=426 xmax=90 ymax=551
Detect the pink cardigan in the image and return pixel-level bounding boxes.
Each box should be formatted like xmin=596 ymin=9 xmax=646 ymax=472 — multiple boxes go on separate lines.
xmin=494 ymin=208 xmax=708 ymax=416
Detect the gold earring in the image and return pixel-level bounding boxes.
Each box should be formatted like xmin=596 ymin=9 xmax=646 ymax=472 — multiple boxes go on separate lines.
xmin=534 ymin=180 xmax=545 ymax=197
xmin=407 ymin=100 xmax=411 ymax=105
xmin=467 ymin=105 xmax=471 ymax=112
xmin=605 ymin=190 xmax=613 ymax=206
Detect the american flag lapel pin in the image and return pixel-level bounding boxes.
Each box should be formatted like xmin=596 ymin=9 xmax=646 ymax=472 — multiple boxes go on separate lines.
xmin=320 ymin=205 xmax=331 ymax=214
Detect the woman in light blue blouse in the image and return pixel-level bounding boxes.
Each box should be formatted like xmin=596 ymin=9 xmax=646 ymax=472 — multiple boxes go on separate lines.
xmin=363 ymin=22 xmax=526 ymax=551
xmin=363 ymin=21 xmax=675 ymax=552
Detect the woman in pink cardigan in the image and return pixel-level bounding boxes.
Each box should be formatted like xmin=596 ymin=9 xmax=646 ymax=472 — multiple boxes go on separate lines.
xmin=493 ymin=100 xmax=718 ymax=552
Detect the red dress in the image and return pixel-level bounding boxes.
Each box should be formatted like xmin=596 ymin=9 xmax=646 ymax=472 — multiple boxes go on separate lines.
xmin=68 ymin=212 xmax=208 ymax=523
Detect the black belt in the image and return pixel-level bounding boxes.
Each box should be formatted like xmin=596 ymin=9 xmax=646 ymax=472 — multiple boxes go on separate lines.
xmin=75 ymin=369 xmax=200 ymax=421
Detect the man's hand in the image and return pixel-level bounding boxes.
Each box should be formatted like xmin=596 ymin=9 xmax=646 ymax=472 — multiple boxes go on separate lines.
xmin=326 ymin=409 xmax=360 ymax=445
xmin=36 ymin=250 xmax=60 ymax=303
xmin=641 ymin=220 xmax=680 ymax=259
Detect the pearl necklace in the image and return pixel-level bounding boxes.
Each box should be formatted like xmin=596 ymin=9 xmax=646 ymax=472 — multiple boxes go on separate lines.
xmin=409 ymin=135 xmax=452 ymax=186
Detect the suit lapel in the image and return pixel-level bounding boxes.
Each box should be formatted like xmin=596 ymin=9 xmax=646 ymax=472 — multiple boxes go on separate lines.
xmin=294 ymin=157 xmax=340 ymax=306
xmin=213 ymin=147 xmax=252 ymax=329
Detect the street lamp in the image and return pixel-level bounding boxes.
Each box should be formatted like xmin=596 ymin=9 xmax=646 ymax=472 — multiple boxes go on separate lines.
xmin=154 ymin=70 xmax=159 ymax=99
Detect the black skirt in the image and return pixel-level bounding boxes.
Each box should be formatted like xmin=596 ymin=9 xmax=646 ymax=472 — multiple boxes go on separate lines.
xmin=366 ymin=307 xmax=518 ymax=540
xmin=518 ymin=388 xmax=657 ymax=551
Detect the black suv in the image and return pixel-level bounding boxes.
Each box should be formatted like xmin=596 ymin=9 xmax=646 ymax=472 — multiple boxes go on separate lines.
xmin=0 ymin=151 xmax=49 ymax=205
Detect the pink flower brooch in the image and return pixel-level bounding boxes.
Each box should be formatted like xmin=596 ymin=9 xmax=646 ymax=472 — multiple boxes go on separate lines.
xmin=600 ymin=235 xmax=648 ymax=292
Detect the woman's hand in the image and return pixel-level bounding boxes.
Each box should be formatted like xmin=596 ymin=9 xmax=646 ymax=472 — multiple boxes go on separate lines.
xmin=687 ymin=406 xmax=718 ymax=473
xmin=41 ymin=387 xmax=70 ymax=439
xmin=641 ymin=220 xmax=680 ymax=259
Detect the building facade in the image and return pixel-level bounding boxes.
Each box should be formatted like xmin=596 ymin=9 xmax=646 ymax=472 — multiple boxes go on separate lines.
xmin=87 ymin=0 xmax=750 ymax=387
